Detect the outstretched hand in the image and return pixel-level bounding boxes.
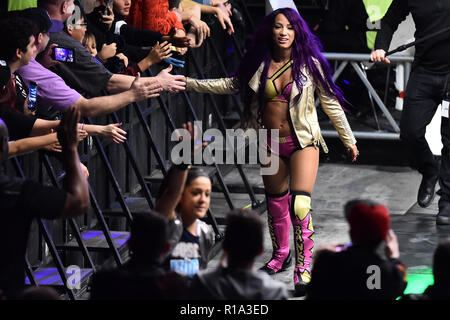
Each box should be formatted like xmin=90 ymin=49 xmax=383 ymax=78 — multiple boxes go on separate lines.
xmin=102 ymin=123 xmax=127 ymax=144
xmin=155 ymin=65 xmax=186 ymax=93
xmin=215 ymin=7 xmax=234 ymax=35
xmin=148 ymin=41 xmax=173 ymax=64
xmin=78 ymin=126 xmax=88 ymax=141
xmin=44 ymin=129 xmax=62 ymax=153
xmin=214 ymin=0 xmax=232 ymax=17
xmin=189 ymin=16 xmax=211 ymax=44
xmin=131 ymin=72 xmax=163 ymax=100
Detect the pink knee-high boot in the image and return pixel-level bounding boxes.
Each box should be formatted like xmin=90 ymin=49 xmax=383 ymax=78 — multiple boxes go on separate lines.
xmin=290 ymin=191 xmax=314 ymax=295
xmin=261 ymin=190 xmax=292 ymax=273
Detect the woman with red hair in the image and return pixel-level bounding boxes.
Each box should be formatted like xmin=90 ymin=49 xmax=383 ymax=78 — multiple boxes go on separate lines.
xmin=127 ymin=0 xmax=186 ymax=37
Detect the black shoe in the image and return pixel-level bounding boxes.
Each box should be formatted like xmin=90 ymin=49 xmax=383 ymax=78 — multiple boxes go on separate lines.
xmin=294 ymin=280 xmax=308 ymax=297
xmin=259 ymin=251 xmax=292 ymax=275
xmin=437 ymin=204 xmax=450 ymax=225
xmin=417 ymin=174 xmax=439 ymax=208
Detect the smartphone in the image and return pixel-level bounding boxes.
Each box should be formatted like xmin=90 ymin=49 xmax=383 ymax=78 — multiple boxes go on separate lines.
xmin=52 ymin=47 xmax=74 ymax=63
xmin=28 ymin=81 xmax=38 ymax=112
xmin=104 ymin=0 xmax=114 ymax=15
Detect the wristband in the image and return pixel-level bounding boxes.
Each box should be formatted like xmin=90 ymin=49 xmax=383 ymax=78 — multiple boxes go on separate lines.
xmin=164 ymin=57 xmax=185 ymax=68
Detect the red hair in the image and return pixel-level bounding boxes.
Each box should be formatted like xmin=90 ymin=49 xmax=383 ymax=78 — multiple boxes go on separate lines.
xmin=127 ymin=0 xmax=184 ymax=34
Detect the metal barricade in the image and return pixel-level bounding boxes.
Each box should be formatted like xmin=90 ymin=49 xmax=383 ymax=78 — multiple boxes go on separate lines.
xmin=321 ymin=52 xmax=414 ymax=139
xmin=5 ymin=3 xmax=260 ymax=299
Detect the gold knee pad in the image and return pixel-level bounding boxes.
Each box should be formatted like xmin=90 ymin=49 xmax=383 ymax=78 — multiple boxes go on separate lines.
xmin=291 ymin=191 xmax=311 ymax=221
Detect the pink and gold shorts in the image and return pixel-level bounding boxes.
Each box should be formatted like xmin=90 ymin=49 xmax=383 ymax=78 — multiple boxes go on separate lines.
xmin=264 ymin=134 xmax=315 ymax=159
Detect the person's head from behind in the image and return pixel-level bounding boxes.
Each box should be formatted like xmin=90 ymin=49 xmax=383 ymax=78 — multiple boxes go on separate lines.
xmin=65 ymin=4 xmax=87 ymax=42
xmin=19 ymin=286 xmax=61 ymax=300
xmin=113 ymin=0 xmax=131 ymax=17
xmin=222 ymin=209 xmax=264 ymax=268
xmin=433 ymin=240 xmax=450 ymax=286
xmin=0 ymin=17 xmax=36 ymax=68
xmin=0 ymin=118 xmax=10 ymax=163
xmin=168 ymin=0 xmax=182 ymax=12
xmin=344 ymin=199 xmax=390 ymax=251
xmin=82 ymin=32 xmax=97 ymax=57
xmin=37 ymin=0 xmax=75 ymax=22
xmin=178 ymin=167 xmax=211 ymax=223
xmin=20 ymin=7 xmax=53 ymax=55
xmin=129 ymin=211 xmax=169 ymax=264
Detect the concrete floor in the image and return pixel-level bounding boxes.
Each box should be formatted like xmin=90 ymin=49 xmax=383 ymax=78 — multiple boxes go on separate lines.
xmin=206 ymin=162 xmax=450 ymax=299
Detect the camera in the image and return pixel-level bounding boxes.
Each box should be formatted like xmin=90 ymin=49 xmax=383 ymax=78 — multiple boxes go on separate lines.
xmin=104 ymin=0 xmax=114 ymax=15
xmin=52 ymin=47 xmax=74 ymax=63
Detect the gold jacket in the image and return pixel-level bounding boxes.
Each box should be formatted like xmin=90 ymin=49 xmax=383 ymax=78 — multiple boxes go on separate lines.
xmin=186 ymin=62 xmax=356 ymax=153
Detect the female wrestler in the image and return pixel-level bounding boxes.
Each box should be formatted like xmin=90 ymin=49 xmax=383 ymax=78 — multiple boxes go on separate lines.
xmin=183 ymin=8 xmax=358 ymax=296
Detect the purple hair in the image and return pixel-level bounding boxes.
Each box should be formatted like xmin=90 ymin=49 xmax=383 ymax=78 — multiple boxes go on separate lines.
xmin=235 ymin=8 xmax=346 ymax=124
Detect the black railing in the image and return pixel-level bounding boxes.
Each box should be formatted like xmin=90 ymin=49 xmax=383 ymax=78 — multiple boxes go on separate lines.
xmin=5 ymin=7 xmax=262 ymax=300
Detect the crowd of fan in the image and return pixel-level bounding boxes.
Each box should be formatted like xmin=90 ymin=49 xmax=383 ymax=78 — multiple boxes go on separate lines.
xmin=1 ymin=0 xmax=450 ymax=302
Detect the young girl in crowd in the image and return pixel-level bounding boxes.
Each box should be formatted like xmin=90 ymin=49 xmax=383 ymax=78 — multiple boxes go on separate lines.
xmin=155 ymin=122 xmax=215 ymax=277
